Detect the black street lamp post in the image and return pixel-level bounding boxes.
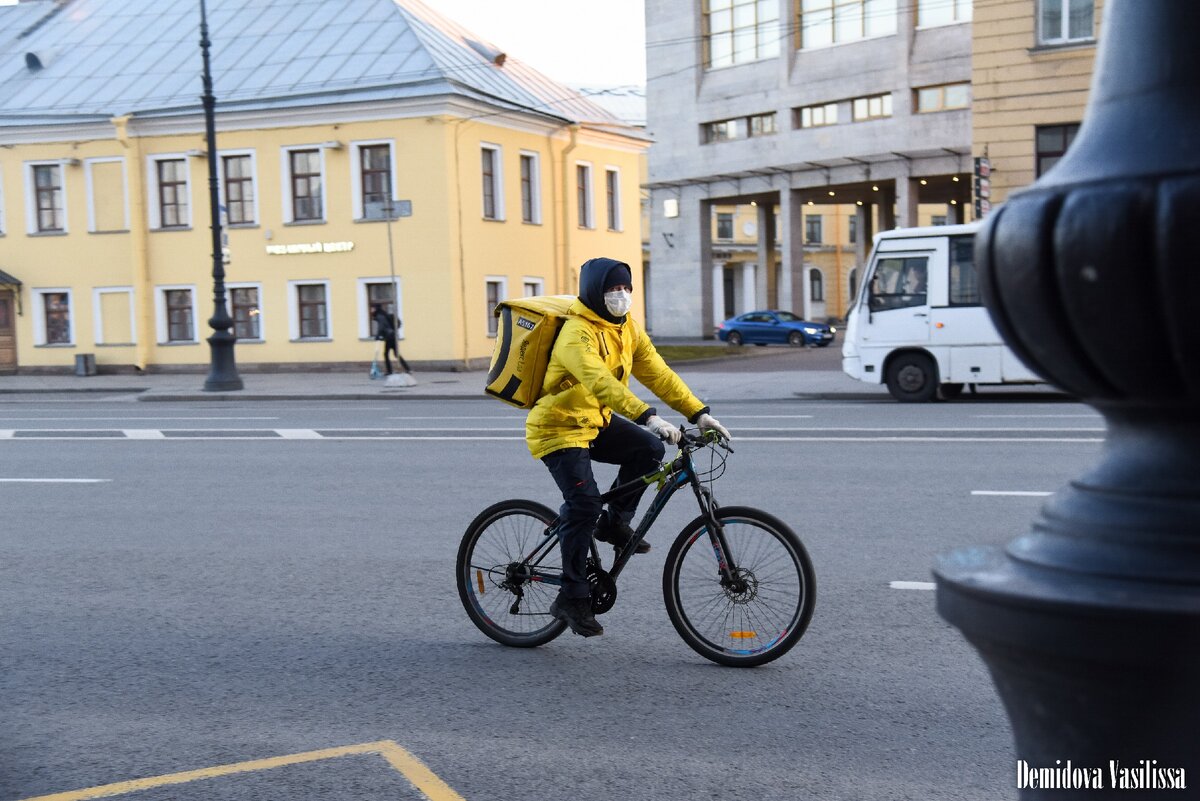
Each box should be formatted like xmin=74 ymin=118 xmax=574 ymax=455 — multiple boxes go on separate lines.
xmin=936 ymin=0 xmax=1200 ymax=794
xmin=199 ymin=0 xmax=242 ymax=392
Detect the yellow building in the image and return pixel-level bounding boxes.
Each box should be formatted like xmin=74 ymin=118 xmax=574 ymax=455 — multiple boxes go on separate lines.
xmin=972 ymin=0 xmax=1103 ymax=207
xmin=0 ymin=0 xmax=646 ymax=375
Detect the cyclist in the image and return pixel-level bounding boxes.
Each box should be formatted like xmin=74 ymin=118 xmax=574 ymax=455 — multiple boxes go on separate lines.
xmin=528 ymin=257 xmax=731 ymax=637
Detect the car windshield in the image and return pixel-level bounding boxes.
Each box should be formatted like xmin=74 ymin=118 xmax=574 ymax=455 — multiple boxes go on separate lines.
xmin=774 ymin=311 xmax=803 ymax=322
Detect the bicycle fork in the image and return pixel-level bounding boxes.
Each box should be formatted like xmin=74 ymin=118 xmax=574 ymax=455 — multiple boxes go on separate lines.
xmin=688 ymin=471 xmax=742 ymax=589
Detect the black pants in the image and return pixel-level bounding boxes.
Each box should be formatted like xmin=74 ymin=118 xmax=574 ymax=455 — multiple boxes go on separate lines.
xmin=542 ymin=416 xmax=666 ymax=598
xmin=382 ymin=337 xmax=410 ymax=374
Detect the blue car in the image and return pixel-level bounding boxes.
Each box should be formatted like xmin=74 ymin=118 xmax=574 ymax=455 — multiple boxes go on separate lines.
xmin=715 ymin=310 xmax=836 ymax=347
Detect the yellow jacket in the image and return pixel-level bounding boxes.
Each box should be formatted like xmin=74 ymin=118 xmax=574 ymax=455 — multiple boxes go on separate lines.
xmin=525 ymin=300 xmax=707 ymax=459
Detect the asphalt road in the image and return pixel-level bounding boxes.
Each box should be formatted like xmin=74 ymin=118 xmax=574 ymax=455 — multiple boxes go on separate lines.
xmin=0 ymin=397 xmax=1104 ymax=800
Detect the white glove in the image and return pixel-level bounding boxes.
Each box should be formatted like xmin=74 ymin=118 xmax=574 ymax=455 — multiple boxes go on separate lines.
xmin=645 ymin=414 xmax=681 ymax=445
xmin=696 ymin=412 xmax=731 ymax=442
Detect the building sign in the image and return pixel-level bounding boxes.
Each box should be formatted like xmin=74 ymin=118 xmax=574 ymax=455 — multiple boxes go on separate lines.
xmin=266 ymin=241 xmax=356 ymax=255
xmin=973 ymin=157 xmax=991 ymax=217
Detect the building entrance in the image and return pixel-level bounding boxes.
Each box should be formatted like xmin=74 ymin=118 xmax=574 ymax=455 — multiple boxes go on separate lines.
xmin=0 ymin=290 xmax=16 ymax=373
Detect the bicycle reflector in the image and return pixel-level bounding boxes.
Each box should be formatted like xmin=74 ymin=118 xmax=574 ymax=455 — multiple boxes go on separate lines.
xmin=730 ymin=631 xmax=758 ymax=639
xmin=476 ymin=570 xmax=486 ymax=594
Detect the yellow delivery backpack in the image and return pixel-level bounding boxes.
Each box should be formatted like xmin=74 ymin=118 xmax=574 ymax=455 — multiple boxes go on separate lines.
xmin=484 ymin=295 xmax=577 ymax=409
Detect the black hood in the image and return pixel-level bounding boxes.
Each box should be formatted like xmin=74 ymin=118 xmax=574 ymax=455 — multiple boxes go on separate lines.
xmin=578 ymin=257 xmax=632 ymax=324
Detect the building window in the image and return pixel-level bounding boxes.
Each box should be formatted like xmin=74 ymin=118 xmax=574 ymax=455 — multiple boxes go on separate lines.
xmin=520 ymin=153 xmax=541 ymax=224
xmin=222 ymin=155 xmax=255 ymax=225
xmin=1038 ymin=0 xmax=1093 ymax=45
xmin=798 ymin=102 xmax=838 ymax=128
xmin=33 ymin=164 xmax=64 ymax=232
xmin=576 ymin=163 xmax=593 ymax=228
xmin=703 ymin=0 xmax=780 ymax=69
xmin=606 ymin=168 xmax=621 ymax=231
xmin=481 ymin=145 xmax=502 ymax=220
xmin=486 ymin=278 xmax=506 ymax=337
xmin=798 ymin=0 xmax=897 ymax=50
xmin=1036 ymin=123 xmax=1080 ymax=176
xmin=360 ymin=144 xmax=392 ymax=220
xmin=852 ymin=93 xmax=893 ymax=121
xmin=918 ymin=0 xmax=972 ymax=27
xmin=523 ymin=278 xmax=544 ymax=297
xmin=42 ymin=291 xmax=71 ymax=344
xmin=931 ymin=214 xmax=948 ymax=226
xmin=748 ymin=112 xmax=777 ymax=136
xmin=704 ymin=119 xmax=742 ymax=143
xmin=296 ymin=284 xmax=328 ymax=339
xmin=805 ymin=215 xmax=823 ymax=244
xmin=165 ymin=289 xmax=194 ymax=342
xmin=366 ymin=281 xmax=397 ymax=338
xmin=810 ymin=269 xmax=825 ymax=302
xmin=290 ymin=149 xmax=323 ymax=221
xmin=85 ymin=158 xmax=128 ymax=233
xmin=157 ymin=159 xmax=188 ymax=228
xmin=848 ymin=214 xmax=857 ymax=243
xmin=716 ymin=212 xmax=734 ymax=240
xmin=916 ymin=83 xmax=970 ymax=113
xmin=230 ymin=286 xmax=261 ymax=339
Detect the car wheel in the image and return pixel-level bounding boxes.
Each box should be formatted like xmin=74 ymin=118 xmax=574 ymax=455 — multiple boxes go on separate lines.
xmin=727 ymin=331 xmax=743 ymax=346
xmin=885 ymin=352 xmax=939 ymax=403
xmin=938 ymin=382 xmax=965 ymax=400
xmin=787 ymin=331 xmax=805 ymax=347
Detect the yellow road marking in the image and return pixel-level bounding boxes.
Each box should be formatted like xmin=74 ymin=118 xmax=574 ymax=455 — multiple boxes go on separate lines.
xmin=19 ymin=739 xmax=467 ymax=801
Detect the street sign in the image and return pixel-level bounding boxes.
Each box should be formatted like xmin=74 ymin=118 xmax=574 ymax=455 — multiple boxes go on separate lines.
xmin=974 ymin=157 xmax=992 ymax=217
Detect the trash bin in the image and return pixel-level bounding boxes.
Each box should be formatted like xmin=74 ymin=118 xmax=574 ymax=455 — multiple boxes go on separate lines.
xmin=74 ymin=353 xmax=97 ymax=376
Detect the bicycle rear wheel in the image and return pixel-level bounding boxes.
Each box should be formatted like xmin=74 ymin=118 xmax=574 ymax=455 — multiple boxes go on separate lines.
xmin=457 ymin=499 xmax=567 ymax=647
xmin=663 ymin=506 xmax=815 ymax=667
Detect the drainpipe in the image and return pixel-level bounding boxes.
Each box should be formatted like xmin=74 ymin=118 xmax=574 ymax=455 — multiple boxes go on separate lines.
xmin=559 ymin=124 xmax=579 ymax=295
xmin=113 ymin=115 xmax=151 ymax=372
xmin=451 ymin=118 xmax=471 ymax=368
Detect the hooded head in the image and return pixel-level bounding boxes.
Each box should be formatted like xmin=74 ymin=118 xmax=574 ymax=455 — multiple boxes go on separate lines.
xmin=578 ymin=257 xmax=633 ymax=323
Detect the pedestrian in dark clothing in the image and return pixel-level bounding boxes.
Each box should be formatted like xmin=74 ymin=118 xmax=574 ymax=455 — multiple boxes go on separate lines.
xmin=372 ymin=304 xmax=410 ymax=375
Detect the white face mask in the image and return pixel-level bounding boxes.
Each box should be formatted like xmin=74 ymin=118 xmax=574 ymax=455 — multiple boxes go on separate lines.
xmin=604 ymin=289 xmax=632 ymax=317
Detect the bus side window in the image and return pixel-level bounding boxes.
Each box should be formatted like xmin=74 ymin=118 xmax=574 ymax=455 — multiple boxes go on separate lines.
xmin=869 ymin=257 xmax=928 ymax=311
xmin=949 ymin=236 xmax=980 ymax=306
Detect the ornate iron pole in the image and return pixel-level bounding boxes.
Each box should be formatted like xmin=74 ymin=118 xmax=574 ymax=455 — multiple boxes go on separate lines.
xmin=200 ymin=0 xmax=242 ymax=391
xmin=936 ymin=0 xmax=1199 ymax=795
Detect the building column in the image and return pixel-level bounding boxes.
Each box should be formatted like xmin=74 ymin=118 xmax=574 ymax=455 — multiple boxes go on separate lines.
xmin=854 ymin=203 xmax=875 ymax=271
xmin=878 ymin=186 xmax=896 ymax=230
xmin=711 ymin=261 xmax=725 ymax=330
xmin=780 ymin=188 xmax=805 ymax=314
xmin=754 ymin=202 xmax=776 ymax=309
xmin=950 ymin=201 xmax=965 ymax=224
xmin=697 ymin=198 xmax=714 ymax=336
xmin=895 ymin=177 xmax=920 ymax=228
xmin=646 ymin=186 xmax=711 ymax=337
xmin=741 ymin=262 xmax=756 ymax=312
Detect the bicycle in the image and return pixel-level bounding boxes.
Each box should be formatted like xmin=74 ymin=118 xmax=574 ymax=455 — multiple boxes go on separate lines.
xmin=456 ymin=426 xmax=816 ymax=667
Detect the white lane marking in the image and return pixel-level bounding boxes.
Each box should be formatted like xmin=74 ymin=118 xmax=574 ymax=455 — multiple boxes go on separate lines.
xmin=735 ymin=436 xmax=1103 ymax=443
xmin=730 ymin=426 xmax=1105 ymax=432
xmin=276 ymin=429 xmax=323 ymax=439
xmin=974 ymin=414 xmax=1100 ymax=418
xmin=972 ymin=490 xmax=1054 ymax=497
xmin=0 ymin=430 xmax=12 ymax=439
xmin=0 ymin=416 xmax=280 ymax=421
xmin=123 ymin=429 xmax=166 ymax=439
xmin=891 ymin=581 xmax=936 ymax=591
xmin=0 ymin=478 xmax=111 ymax=483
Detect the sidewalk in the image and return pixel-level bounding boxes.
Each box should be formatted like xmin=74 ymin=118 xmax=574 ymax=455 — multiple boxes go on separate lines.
xmin=0 ymin=360 xmax=889 ymax=403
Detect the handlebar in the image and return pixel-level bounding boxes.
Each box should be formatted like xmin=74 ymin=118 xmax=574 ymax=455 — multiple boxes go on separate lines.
xmin=678 ymin=425 xmax=734 ymax=454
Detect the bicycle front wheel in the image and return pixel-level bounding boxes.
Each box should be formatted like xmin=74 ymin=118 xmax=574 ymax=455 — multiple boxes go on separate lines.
xmin=663 ymin=506 xmax=815 ymax=667
xmin=457 ymin=499 xmax=567 ymax=647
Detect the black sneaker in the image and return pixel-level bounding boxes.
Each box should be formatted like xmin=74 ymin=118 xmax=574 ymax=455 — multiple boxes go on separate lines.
xmin=550 ymin=593 xmax=604 ymax=637
xmin=595 ymin=520 xmax=650 ymax=554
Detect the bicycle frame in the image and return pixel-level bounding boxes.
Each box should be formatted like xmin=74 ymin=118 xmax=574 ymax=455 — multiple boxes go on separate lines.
xmin=515 ymin=433 xmax=740 ymax=589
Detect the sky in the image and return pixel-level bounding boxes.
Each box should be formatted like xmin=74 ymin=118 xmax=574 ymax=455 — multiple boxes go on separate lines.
xmin=0 ymin=0 xmax=649 ymax=87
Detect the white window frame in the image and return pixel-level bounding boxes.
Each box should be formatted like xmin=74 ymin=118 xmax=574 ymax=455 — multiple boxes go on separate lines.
xmin=480 ymin=142 xmax=505 ymax=221
xmin=1037 ymin=0 xmax=1094 ymax=45
xmin=518 ymin=150 xmax=542 ymax=224
xmin=485 ymin=276 xmax=508 ymax=337
xmin=92 ymin=286 xmax=137 ymax=345
xmin=24 ymin=160 xmax=69 ymax=234
xmin=522 ymin=277 xmax=545 ymax=297
xmin=576 ymin=161 xmax=594 ymax=229
xmin=281 ymin=145 xmax=329 ymax=224
xmin=356 ymin=277 xmax=404 ymax=340
xmin=604 ymin=166 xmax=623 ymax=232
xmin=218 ymin=149 xmax=259 ymax=227
xmin=31 ymin=287 xmax=74 ymax=345
xmin=146 ymin=154 xmax=192 ymax=230
xmin=155 ymin=284 xmax=199 ymax=344
xmin=916 ymin=0 xmax=973 ymax=28
xmin=350 ymin=139 xmax=398 ymax=221
xmin=226 ymin=281 xmax=265 ymax=342
xmin=288 ymin=279 xmax=333 ymax=341
xmin=84 ymin=157 xmax=130 ymax=233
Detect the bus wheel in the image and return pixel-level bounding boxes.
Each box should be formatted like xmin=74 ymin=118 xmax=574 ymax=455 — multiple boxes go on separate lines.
xmin=886 ymin=353 xmax=939 ymax=403
xmin=938 ymin=382 xmax=965 ymax=400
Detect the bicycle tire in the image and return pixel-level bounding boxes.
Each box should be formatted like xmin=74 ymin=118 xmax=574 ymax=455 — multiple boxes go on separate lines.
xmin=457 ymin=499 xmax=568 ymax=647
xmin=662 ymin=506 xmax=815 ymax=667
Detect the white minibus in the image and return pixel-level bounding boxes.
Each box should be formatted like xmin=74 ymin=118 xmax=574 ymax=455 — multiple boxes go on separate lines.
xmin=841 ymin=222 xmax=1042 ymax=402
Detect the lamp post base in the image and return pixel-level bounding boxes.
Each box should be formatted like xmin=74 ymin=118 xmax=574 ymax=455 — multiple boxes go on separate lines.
xmin=203 ymin=332 xmax=243 ymax=392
